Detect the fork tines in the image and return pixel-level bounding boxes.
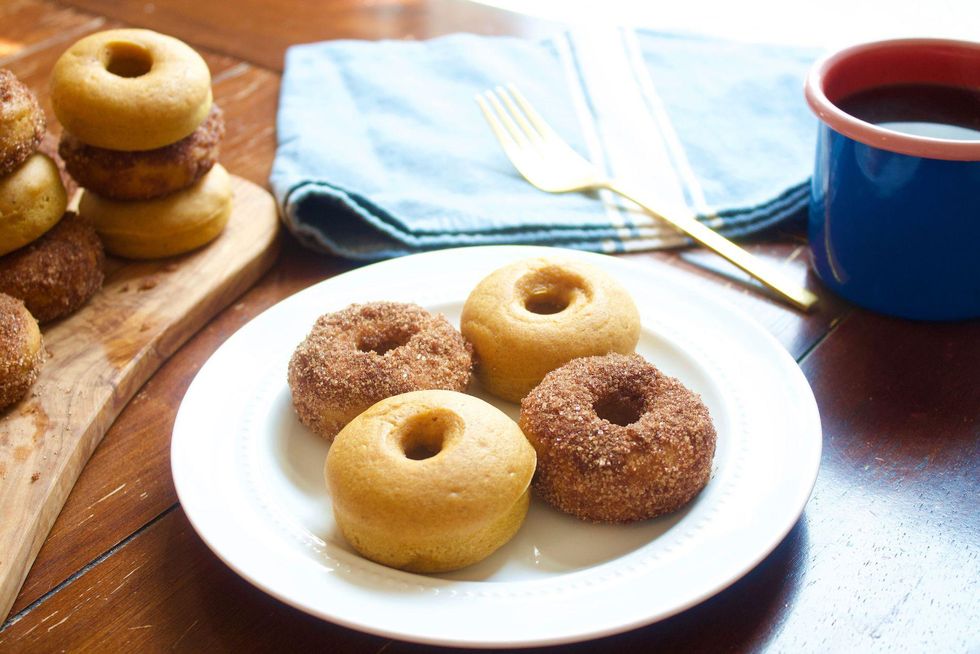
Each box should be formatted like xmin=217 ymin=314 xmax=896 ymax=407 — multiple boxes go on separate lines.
xmin=476 ymin=84 xmax=555 ymax=147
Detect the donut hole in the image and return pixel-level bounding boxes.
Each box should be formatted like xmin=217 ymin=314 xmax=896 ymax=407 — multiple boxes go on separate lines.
xmin=524 ymin=290 xmax=570 ymax=315
xmin=517 ymin=267 xmax=589 ymax=315
xmin=102 ymin=41 xmax=153 ymax=78
xmin=356 ymin=324 xmax=419 ymax=356
xmin=593 ymin=392 xmax=645 ymax=427
xmin=397 ymin=409 xmax=461 ymax=461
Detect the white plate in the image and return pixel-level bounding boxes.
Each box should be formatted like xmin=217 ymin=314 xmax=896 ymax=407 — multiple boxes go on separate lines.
xmin=171 ymin=245 xmax=821 ymax=648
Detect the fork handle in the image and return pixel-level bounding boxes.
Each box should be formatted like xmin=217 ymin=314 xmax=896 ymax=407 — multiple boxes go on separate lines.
xmin=607 ymin=181 xmax=819 ymax=311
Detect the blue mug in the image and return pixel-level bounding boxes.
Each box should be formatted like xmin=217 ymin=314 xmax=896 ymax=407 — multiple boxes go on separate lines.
xmin=804 ymin=39 xmax=980 ymax=320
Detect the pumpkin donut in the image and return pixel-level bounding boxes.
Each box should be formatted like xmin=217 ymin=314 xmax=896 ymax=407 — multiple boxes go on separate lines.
xmin=78 ymin=163 xmax=232 ymax=259
xmin=50 ymin=28 xmax=212 ymax=151
xmin=326 ymin=389 xmax=536 ymax=572
xmin=461 ymin=257 xmax=640 ymax=402
xmin=0 ymin=69 xmax=46 ymax=176
xmin=0 ymin=153 xmax=68 ymax=256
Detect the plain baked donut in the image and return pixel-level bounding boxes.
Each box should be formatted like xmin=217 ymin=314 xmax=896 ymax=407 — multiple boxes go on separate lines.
xmin=59 ymin=103 xmax=225 ymax=200
xmin=326 ymin=389 xmax=536 ymax=572
xmin=50 ymin=28 xmax=212 ymax=151
xmin=0 ymin=153 xmax=68 ymax=256
xmin=78 ymin=163 xmax=232 ymax=259
xmin=519 ymin=353 xmax=716 ymax=523
xmin=0 ymin=212 xmax=104 ymax=323
xmin=0 ymin=69 xmax=46 ymax=176
xmin=288 ymin=301 xmax=473 ymax=440
xmin=0 ymin=292 xmax=44 ymax=411
xmin=461 ymin=257 xmax=640 ymax=402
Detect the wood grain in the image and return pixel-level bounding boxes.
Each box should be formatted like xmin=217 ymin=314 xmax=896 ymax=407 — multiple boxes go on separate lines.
xmin=6 ymin=299 xmax=976 ymax=653
xmin=0 ymin=8 xmax=313 ymax=612
xmin=2 ymin=1 xmax=977 ymax=651
xmin=8 ymin=236 xmax=341 ymax=615
xmin=768 ymin=311 xmax=980 ymax=652
xmin=58 ymin=0 xmax=562 ymax=71
xmin=0 ymin=505 xmax=806 ymax=653
xmin=0 ymin=508 xmax=388 ymax=652
xmin=0 ymin=176 xmax=280 ymax=620
xmin=0 ymin=0 xmax=100 ymax=66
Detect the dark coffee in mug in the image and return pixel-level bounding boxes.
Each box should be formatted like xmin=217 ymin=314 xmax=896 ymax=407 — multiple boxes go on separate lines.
xmin=837 ymin=83 xmax=980 ymax=141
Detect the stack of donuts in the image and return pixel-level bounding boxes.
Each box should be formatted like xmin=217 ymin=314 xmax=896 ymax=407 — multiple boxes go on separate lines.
xmin=50 ymin=29 xmax=231 ymax=259
xmin=287 ymin=257 xmax=718 ymax=574
xmin=0 ymin=68 xmax=104 ymax=410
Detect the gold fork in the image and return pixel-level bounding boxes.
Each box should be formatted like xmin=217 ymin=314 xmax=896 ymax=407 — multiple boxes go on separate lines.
xmin=476 ymin=84 xmax=819 ymax=312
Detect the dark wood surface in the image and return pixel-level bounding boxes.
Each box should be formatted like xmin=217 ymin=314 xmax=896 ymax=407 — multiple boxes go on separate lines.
xmin=1 ymin=1 xmax=977 ymax=651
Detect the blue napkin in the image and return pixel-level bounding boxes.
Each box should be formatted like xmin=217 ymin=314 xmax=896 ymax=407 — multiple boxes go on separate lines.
xmin=270 ymin=28 xmax=820 ymax=260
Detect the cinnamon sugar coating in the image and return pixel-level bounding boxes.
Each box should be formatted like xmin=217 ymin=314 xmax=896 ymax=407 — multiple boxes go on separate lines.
xmin=287 ymin=302 xmax=473 ymax=440
xmin=519 ymin=353 xmax=716 ymax=523
xmin=0 ymin=69 xmax=45 ymax=176
xmin=0 ymin=292 xmax=44 ymax=410
xmin=60 ymin=104 xmax=225 ymax=200
xmin=0 ymin=212 xmax=104 ymax=323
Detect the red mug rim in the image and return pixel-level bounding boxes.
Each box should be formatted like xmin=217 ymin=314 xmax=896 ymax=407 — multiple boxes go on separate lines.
xmin=804 ymin=38 xmax=980 ymax=161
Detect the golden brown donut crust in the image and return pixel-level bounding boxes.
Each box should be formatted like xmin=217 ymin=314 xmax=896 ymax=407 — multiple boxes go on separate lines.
xmin=0 ymin=69 xmax=45 ymax=177
xmin=50 ymin=29 xmax=212 ymax=151
xmin=0 ymin=212 xmax=104 ymax=323
xmin=0 ymin=292 xmax=44 ymax=411
xmin=288 ymin=302 xmax=474 ymax=440
xmin=60 ymin=104 xmax=225 ymax=200
xmin=519 ymin=353 xmax=716 ymax=523
xmin=461 ymin=258 xmax=640 ymax=403
xmin=78 ymin=163 xmax=232 ymax=259
xmin=326 ymin=389 xmax=536 ymax=572
xmin=0 ymin=153 xmax=69 ymax=257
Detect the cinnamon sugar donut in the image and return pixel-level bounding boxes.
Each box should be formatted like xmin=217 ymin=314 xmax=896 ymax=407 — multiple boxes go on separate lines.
xmin=461 ymin=257 xmax=640 ymax=403
xmin=0 ymin=212 xmax=104 ymax=323
xmin=519 ymin=353 xmax=716 ymax=523
xmin=0 ymin=69 xmax=46 ymax=176
xmin=0 ymin=292 xmax=44 ymax=411
xmin=288 ymin=302 xmax=473 ymax=440
xmin=59 ymin=103 xmax=224 ymax=200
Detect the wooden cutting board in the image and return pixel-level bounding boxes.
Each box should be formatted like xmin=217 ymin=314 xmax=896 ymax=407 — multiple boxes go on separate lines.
xmin=0 ymin=174 xmax=280 ymax=619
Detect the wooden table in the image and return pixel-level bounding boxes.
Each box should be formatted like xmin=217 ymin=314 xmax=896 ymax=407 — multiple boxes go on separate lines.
xmin=1 ymin=1 xmax=977 ymax=651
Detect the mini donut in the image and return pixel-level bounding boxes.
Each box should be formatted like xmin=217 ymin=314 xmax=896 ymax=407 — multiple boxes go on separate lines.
xmin=50 ymin=28 xmax=212 ymax=151
xmin=0 ymin=153 xmax=68 ymax=256
xmin=519 ymin=353 xmax=716 ymax=523
xmin=0 ymin=212 xmax=104 ymax=323
xmin=59 ymin=103 xmax=225 ymax=200
xmin=0 ymin=69 xmax=46 ymax=176
xmin=78 ymin=163 xmax=232 ymax=259
xmin=326 ymin=389 xmax=536 ymax=572
xmin=461 ymin=257 xmax=640 ymax=403
xmin=0 ymin=292 xmax=44 ymax=411
xmin=288 ymin=301 xmax=473 ymax=440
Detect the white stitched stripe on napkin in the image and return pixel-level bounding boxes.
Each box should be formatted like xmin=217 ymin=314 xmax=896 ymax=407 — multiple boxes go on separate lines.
xmin=560 ymin=28 xmax=709 ymax=249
